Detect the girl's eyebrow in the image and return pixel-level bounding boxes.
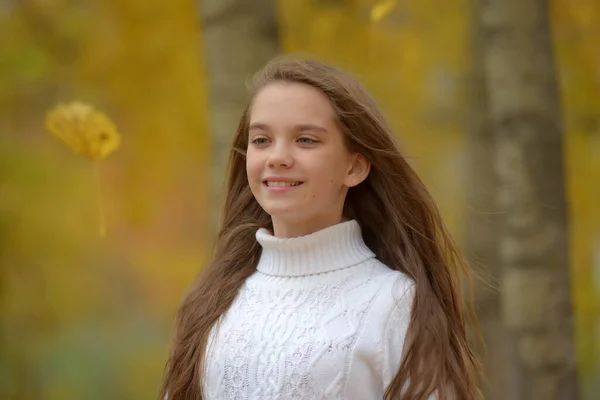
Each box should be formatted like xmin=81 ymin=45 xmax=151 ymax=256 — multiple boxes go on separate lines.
xmin=248 ymin=122 xmax=269 ymax=131
xmin=297 ymin=124 xmax=328 ymax=133
xmin=248 ymin=122 xmax=328 ymax=133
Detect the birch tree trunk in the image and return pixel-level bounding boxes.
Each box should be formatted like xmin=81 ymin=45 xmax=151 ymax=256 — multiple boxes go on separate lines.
xmin=477 ymin=0 xmax=579 ymax=398
xmin=198 ymin=0 xmax=279 ymax=231
xmin=465 ymin=1 xmax=507 ymax=398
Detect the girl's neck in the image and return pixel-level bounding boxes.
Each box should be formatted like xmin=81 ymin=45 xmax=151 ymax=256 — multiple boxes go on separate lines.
xmin=270 ymin=214 xmax=349 ymax=238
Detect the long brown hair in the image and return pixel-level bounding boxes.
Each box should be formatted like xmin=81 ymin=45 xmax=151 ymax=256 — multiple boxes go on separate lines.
xmin=160 ymin=56 xmax=482 ymax=400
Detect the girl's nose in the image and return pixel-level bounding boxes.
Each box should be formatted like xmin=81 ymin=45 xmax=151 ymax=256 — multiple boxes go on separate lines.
xmin=266 ymin=144 xmax=294 ymax=168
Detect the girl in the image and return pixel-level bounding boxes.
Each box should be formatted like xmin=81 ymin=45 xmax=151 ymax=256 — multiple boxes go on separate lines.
xmin=160 ymin=57 xmax=481 ymax=399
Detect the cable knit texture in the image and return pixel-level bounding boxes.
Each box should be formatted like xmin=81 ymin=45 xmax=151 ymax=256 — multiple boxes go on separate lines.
xmin=203 ymin=220 xmax=415 ymax=400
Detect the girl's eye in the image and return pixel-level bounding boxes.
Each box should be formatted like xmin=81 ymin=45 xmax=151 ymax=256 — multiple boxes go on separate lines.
xmin=251 ymin=137 xmax=269 ymax=145
xmin=297 ymin=137 xmax=317 ymax=144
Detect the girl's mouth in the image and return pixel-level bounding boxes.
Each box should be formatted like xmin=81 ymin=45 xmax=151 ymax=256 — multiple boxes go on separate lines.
xmin=264 ymin=181 xmax=303 ymax=187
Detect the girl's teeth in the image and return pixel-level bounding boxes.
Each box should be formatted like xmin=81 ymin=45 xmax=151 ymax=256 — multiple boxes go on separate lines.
xmin=267 ymin=181 xmax=300 ymax=187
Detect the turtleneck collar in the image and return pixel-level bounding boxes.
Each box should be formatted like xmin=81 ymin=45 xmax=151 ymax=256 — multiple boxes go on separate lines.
xmin=255 ymin=220 xmax=375 ymax=277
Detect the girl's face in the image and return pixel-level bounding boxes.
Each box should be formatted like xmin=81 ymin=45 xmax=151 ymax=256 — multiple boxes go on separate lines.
xmin=246 ymin=82 xmax=369 ymax=238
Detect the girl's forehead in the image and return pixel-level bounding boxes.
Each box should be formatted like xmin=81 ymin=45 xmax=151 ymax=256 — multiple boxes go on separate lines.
xmin=250 ymin=84 xmax=336 ymax=125
xmin=253 ymin=82 xmax=331 ymax=107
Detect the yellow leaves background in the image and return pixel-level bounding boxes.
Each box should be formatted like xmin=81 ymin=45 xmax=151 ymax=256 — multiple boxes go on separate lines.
xmin=0 ymin=0 xmax=598 ymax=398
xmin=371 ymin=0 xmax=397 ymax=22
xmin=1 ymin=1 xmax=208 ymax=398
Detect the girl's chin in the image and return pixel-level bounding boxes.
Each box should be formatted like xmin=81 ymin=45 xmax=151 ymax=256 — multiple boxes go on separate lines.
xmin=263 ymin=205 xmax=302 ymax=217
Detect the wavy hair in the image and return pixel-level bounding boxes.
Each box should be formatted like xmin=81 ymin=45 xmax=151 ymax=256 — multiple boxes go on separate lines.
xmin=159 ymin=56 xmax=482 ymax=400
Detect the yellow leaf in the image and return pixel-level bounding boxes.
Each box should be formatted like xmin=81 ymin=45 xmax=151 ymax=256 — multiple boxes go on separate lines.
xmin=45 ymin=101 xmax=121 ymax=161
xmin=371 ymin=0 xmax=397 ymax=22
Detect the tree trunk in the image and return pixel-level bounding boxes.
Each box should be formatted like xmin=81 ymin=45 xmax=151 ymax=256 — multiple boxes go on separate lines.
xmin=464 ymin=1 xmax=507 ymax=398
xmin=477 ymin=0 xmax=579 ymax=399
xmin=198 ymin=0 xmax=279 ymax=232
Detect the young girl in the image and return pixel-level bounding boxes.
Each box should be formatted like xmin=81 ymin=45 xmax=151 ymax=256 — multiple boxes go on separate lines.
xmin=160 ymin=57 xmax=481 ymax=400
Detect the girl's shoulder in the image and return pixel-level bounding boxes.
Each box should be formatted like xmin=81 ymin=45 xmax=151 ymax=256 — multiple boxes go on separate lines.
xmin=367 ymin=258 xmax=416 ymax=298
xmin=362 ymin=258 xmax=416 ymax=323
xmin=338 ymin=258 xmax=414 ymax=304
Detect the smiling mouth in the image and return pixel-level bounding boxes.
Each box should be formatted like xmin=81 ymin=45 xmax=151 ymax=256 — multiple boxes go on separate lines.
xmin=263 ymin=181 xmax=304 ymax=187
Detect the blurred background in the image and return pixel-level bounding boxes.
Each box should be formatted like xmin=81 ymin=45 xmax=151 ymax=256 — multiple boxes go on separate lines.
xmin=0 ymin=0 xmax=598 ymax=399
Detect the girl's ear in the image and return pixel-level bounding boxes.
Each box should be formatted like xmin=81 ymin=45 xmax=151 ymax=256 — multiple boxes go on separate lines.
xmin=345 ymin=153 xmax=371 ymax=187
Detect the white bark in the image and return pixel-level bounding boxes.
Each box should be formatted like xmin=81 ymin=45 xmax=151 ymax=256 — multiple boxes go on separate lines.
xmin=478 ymin=0 xmax=579 ymax=398
xmin=465 ymin=2 xmax=508 ymax=398
xmin=198 ymin=0 xmax=279 ymax=231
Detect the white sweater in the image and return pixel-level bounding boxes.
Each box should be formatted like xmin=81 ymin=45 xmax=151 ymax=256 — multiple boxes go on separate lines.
xmin=203 ymin=220 xmax=416 ymax=399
